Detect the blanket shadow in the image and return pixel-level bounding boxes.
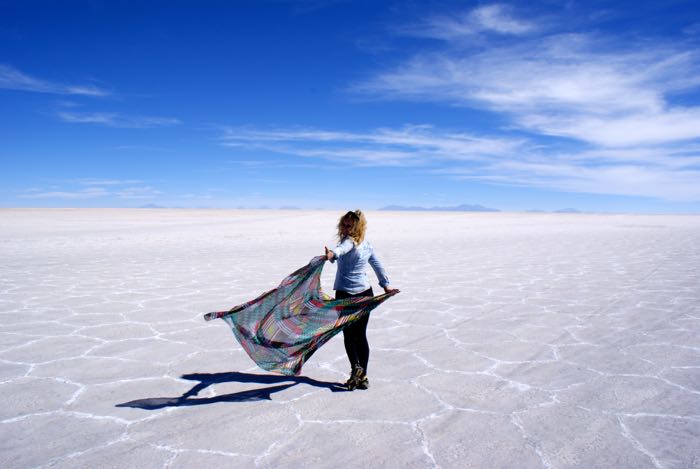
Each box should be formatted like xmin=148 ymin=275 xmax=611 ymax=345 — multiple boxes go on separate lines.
xmin=116 ymin=371 xmax=347 ymax=410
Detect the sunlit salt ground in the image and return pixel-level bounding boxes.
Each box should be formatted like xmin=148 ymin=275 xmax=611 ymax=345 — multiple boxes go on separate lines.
xmin=1 ymin=209 xmax=699 ymax=468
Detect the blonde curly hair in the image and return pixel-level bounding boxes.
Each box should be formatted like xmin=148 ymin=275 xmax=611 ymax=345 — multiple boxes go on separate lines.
xmin=337 ymin=209 xmax=367 ymax=245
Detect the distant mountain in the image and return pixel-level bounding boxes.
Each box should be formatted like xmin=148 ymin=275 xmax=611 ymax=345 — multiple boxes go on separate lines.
xmin=554 ymin=208 xmax=582 ymax=213
xmin=379 ymin=204 xmax=499 ymax=212
xmin=138 ymin=204 xmax=166 ymax=208
xmin=380 ymin=205 xmax=427 ymax=211
xmin=279 ymin=206 xmax=300 ymax=210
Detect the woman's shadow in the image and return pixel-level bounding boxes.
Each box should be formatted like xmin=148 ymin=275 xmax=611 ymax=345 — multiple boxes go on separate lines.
xmin=116 ymin=371 xmax=347 ymax=410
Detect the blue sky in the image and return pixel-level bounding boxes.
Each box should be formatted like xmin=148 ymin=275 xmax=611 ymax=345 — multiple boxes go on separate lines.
xmin=2 ymin=0 xmax=700 ymax=212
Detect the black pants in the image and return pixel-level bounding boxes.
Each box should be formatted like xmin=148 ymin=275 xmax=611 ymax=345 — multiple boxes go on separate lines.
xmin=336 ymin=287 xmax=373 ymax=373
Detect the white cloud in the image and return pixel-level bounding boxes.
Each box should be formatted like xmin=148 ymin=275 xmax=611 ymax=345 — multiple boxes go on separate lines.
xmin=113 ymin=145 xmax=171 ymax=152
xmin=520 ymin=107 xmax=700 ymax=147
xmin=17 ymin=187 xmax=110 ymax=200
xmin=220 ymin=4 xmax=700 ymax=203
xmin=683 ymin=21 xmax=700 ymax=36
xmin=1 ymin=66 xmax=181 ymax=130
xmin=221 ymin=124 xmax=700 ymax=202
xmin=75 ymin=178 xmax=143 ymax=186
xmin=431 ymin=139 xmax=700 ymax=201
xmin=357 ymin=11 xmax=700 ymax=148
xmin=222 ymin=125 xmax=524 ymax=166
xmin=335 ymin=3 xmax=700 ymax=203
xmin=463 ymin=161 xmax=700 ymax=202
xmin=57 ymin=111 xmax=181 ymax=128
xmin=17 ymin=182 xmax=162 ymax=201
xmin=561 ymin=145 xmax=700 ymax=169
xmin=471 ymin=4 xmax=536 ymax=35
xmin=406 ymin=4 xmax=536 ymax=40
xmin=115 ymin=186 xmax=163 ymax=199
xmin=0 ymin=64 xmax=108 ymax=96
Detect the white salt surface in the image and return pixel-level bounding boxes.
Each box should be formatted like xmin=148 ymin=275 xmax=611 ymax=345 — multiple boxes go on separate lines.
xmin=1 ymin=209 xmax=699 ymax=468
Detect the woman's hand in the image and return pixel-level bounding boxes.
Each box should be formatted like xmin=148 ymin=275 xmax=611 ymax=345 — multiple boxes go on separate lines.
xmin=324 ymin=246 xmax=334 ymax=261
xmin=384 ymin=286 xmax=400 ymax=294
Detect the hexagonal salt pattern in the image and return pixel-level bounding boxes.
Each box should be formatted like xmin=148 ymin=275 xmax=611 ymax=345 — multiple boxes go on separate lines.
xmin=1 ymin=209 xmax=699 ymax=468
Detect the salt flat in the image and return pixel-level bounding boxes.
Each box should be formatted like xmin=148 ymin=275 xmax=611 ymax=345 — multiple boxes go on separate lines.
xmin=1 ymin=209 xmax=699 ymax=468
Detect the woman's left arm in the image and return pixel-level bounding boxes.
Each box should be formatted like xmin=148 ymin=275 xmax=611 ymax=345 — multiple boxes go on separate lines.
xmin=369 ymin=249 xmax=397 ymax=293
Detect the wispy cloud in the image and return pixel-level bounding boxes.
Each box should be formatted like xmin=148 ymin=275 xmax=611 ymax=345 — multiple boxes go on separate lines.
xmin=460 ymin=139 xmax=700 ymax=201
xmin=520 ymin=106 xmax=700 ymax=147
xmin=115 ymin=186 xmax=163 ymax=199
xmin=441 ymin=160 xmax=700 ymax=202
xmin=18 ymin=181 xmax=162 ymax=200
xmin=471 ymin=4 xmax=536 ymax=35
xmin=56 ymin=111 xmax=181 ymax=128
xmin=221 ymin=125 xmax=525 ymax=166
xmin=113 ymin=145 xmax=172 ymax=152
xmin=1 ymin=66 xmax=182 ymax=129
xmin=357 ymin=7 xmax=700 ymax=148
xmin=214 ymin=4 xmax=700 ymax=203
xmin=18 ymin=187 xmax=110 ymax=200
xmin=220 ymin=123 xmax=700 ymax=202
xmin=224 ymin=158 xmax=331 ymax=171
xmin=402 ymin=4 xmax=536 ymax=40
xmin=0 ymin=64 xmax=108 ymax=96
xmin=300 ymin=3 xmax=700 ymax=202
xmin=75 ymin=178 xmax=143 ymax=186
xmin=683 ymin=21 xmax=700 ymax=36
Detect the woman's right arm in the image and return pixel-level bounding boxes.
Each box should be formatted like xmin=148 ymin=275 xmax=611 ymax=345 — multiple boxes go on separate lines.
xmin=324 ymin=238 xmax=354 ymax=263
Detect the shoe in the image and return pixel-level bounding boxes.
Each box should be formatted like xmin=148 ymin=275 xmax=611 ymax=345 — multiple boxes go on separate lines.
xmin=355 ymin=375 xmax=369 ymax=390
xmin=344 ymin=365 xmax=369 ymax=391
xmin=344 ymin=373 xmax=357 ymax=390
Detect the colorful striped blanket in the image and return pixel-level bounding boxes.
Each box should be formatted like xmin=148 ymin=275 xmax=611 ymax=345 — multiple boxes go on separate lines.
xmin=204 ymin=256 xmax=398 ymax=375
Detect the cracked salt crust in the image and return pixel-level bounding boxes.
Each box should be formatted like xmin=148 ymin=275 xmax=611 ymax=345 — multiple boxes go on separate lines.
xmin=1 ymin=209 xmax=699 ymax=468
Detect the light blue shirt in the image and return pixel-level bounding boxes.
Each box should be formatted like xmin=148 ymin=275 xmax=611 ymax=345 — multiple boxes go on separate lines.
xmin=330 ymin=238 xmax=390 ymax=294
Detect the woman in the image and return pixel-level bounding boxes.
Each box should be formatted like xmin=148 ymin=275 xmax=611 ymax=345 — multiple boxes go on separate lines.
xmin=324 ymin=210 xmax=398 ymax=390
